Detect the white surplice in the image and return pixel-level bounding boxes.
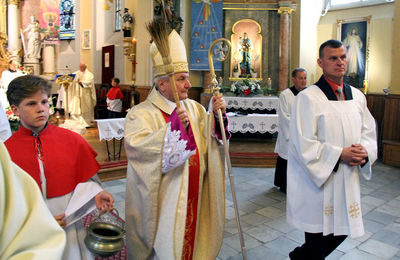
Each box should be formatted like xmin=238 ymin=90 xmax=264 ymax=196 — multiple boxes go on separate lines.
xmin=274 ymin=87 xmax=296 ymax=160
xmin=287 ymin=81 xmax=377 ymax=238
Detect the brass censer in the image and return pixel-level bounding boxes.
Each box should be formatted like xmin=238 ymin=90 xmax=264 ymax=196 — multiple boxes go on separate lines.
xmin=84 ymin=209 xmax=125 ymax=257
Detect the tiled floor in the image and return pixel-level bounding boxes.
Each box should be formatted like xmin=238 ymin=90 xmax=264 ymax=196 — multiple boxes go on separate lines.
xmin=102 ymin=161 xmax=400 ymax=260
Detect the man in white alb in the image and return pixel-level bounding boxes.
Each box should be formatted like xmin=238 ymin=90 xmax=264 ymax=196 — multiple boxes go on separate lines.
xmin=273 ymin=67 xmax=307 ymax=193
xmin=287 ymin=39 xmax=377 ymax=259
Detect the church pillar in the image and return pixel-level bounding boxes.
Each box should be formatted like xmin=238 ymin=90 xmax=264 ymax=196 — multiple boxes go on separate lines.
xmin=7 ymin=0 xmax=21 ymax=62
xmin=278 ymin=4 xmax=295 ymax=93
xmin=42 ymin=44 xmax=56 ymax=78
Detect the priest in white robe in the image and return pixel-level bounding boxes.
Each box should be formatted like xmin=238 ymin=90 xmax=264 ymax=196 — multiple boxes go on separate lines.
xmin=124 ymin=27 xmax=229 ymax=260
xmin=70 ymin=62 xmax=96 ymax=127
xmin=0 ymin=141 xmax=66 ymax=259
xmin=287 ymin=39 xmax=377 ymax=259
xmin=273 ymin=67 xmax=307 ymax=193
xmin=0 ymin=60 xmax=24 ymax=110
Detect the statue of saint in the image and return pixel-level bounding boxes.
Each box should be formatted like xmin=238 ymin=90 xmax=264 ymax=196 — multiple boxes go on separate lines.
xmin=23 ymin=16 xmax=41 ymax=59
xmin=121 ymin=8 xmax=134 ymax=37
xmin=238 ymin=32 xmax=252 ymax=76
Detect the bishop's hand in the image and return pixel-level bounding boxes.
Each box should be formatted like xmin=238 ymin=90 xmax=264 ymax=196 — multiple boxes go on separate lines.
xmin=212 ymin=93 xmax=226 ymax=114
xmin=176 ymin=106 xmax=190 ymax=128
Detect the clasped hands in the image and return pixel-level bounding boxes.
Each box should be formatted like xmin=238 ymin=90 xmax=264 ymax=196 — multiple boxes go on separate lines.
xmin=54 ymin=190 xmax=114 ymax=229
xmin=340 ymin=144 xmax=368 ymax=166
xmin=176 ymin=93 xmax=226 ymax=128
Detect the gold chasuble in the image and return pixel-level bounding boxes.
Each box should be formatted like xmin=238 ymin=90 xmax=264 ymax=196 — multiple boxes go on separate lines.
xmin=124 ymin=89 xmax=226 ymax=260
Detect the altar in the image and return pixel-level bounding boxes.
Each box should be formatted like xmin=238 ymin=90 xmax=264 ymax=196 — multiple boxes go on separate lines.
xmin=227 ymin=112 xmax=278 ymax=134
xmin=224 ymin=96 xmax=279 ymax=114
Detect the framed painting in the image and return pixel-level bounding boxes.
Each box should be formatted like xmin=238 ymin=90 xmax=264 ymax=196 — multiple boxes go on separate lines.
xmin=82 ymin=29 xmax=91 ymax=50
xmin=337 ymin=16 xmax=370 ymax=89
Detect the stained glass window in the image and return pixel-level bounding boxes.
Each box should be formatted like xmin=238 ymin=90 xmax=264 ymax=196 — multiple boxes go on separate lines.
xmin=115 ymin=0 xmax=121 ymax=31
xmin=60 ymin=0 xmax=75 ymax=40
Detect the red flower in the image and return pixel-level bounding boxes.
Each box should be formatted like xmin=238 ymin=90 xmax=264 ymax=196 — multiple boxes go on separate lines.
xmin=243 ymin=89 xmax=251 ymax=96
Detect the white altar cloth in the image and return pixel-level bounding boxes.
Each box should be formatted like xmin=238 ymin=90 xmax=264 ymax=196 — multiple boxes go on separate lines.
xmin=224 ymin=96 xmax=279 ymax=111
xmin=227 ymin=112 xmax=279 ymax=134
xmin=96 ymin=118 xmax=125 ymax=141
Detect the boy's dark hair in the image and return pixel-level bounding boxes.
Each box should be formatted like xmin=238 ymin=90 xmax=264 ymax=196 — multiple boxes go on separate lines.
xmin=319 ymin=39 xmax=344 ymax=58
xmin=112 ymin=77 xmax=120 ymax=84
xmin=7 ymin=75 xmax=52 ymax=106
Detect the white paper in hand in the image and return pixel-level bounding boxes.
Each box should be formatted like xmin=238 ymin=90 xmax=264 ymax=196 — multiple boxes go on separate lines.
xmin=64 ymin=182 xmax=103 ymax=226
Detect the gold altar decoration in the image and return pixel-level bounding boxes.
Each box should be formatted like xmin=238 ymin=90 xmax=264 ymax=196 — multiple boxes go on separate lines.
xmin=0 ymin=33 xmax=9 ymax=72
xmin=123 ymin=37 xmax=137 ymax=82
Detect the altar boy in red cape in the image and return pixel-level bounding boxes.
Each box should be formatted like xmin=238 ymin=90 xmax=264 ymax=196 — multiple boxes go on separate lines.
xmin=106 ymin=77 xmax=124 ymax=118
xmin=5 ymin=75 xmax=114 ymax=260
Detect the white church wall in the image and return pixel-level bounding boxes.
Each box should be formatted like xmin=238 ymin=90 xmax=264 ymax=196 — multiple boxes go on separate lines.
xmin=298 ymin=0 xmax=324 ymax=85
xmin=93 ymin=0 xmax=125 ymax=84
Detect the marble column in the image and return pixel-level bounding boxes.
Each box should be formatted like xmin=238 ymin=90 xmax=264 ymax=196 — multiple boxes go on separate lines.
xmin=278 ymin=6 xmax=295 ymax=93
xmin=7 ymin=0 xmax=21 ymax=62
xmin=42 ymin=44 xmax=56 ymax=79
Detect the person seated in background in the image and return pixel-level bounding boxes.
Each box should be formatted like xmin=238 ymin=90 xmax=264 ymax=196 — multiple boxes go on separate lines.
xmin=273 ymin=68 xmax=307 ymax=193
xmin=106 ymin=77 xmax=124 ymax=118
xmin=0 ymin=141 xmax=66 ymax=259
xmin=5 ymin=75 xmax=115 ymax=260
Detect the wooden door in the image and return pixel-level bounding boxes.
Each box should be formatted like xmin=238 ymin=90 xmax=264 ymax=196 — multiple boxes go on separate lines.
xmin=102 ymin=45 xmax=115 ymax=85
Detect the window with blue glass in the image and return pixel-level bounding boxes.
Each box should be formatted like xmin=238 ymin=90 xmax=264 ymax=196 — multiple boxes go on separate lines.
xmin=115 ymin=0 xmax=121 ymax=31
xmin=60 ymin=0 xmax=75 ymax=40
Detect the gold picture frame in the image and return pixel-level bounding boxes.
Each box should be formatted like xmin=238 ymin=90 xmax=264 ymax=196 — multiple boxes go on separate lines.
xmin=337 ymin=16 xmax=371 ymax=90
xmin=230 ymin=19 xmax=262 ymax=81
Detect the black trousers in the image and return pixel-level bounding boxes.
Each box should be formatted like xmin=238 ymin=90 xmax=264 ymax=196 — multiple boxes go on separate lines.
xmin=108 ymin=110 xmax=121 ymax=118
xmin=274 ymin=156 xmax=287 ymax=193
xmin=289 ymin=232 xmax=347 ymax=260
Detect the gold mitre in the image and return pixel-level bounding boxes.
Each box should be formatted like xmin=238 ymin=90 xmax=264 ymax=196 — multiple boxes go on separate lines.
xmin=150 ymin=30 xmax=189 ymax=77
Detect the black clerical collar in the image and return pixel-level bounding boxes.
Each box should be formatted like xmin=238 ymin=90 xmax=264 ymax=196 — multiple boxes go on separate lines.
xmin=8 ymin=69 xmax=17 ymax=73
xmin=315 ymin=76 xmax=353 ymax=101
xmin=289 ymin=86 xmax=300 ymax=96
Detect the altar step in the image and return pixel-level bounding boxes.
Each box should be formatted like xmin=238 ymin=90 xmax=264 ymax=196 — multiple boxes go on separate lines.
xmin=230 ymin=152 xmax=277 ymax=168
xmin=98 ymin=160 xmax=127 ymax=182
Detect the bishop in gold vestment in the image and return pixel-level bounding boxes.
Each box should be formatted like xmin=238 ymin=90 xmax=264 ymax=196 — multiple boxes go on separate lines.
xmin=124 ymin=29 xmax=229 ymax=260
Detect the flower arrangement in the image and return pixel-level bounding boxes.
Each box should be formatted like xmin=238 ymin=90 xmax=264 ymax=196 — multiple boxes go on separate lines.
xmin=5 ymin=106 xmax=19 ymax=132
xmin=221 ymin=78 xmax=264 ymax=97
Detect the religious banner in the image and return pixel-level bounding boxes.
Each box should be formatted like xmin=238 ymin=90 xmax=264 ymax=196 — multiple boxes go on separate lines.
xmin=40 ymin=0 xmax=61 ymax=44
xmin=190 ymin=0 xmax=223 ymax=71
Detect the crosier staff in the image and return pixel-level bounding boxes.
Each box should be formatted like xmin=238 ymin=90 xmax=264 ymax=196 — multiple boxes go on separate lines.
xmin=208 ymin=38 xmax=247 ymax=260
